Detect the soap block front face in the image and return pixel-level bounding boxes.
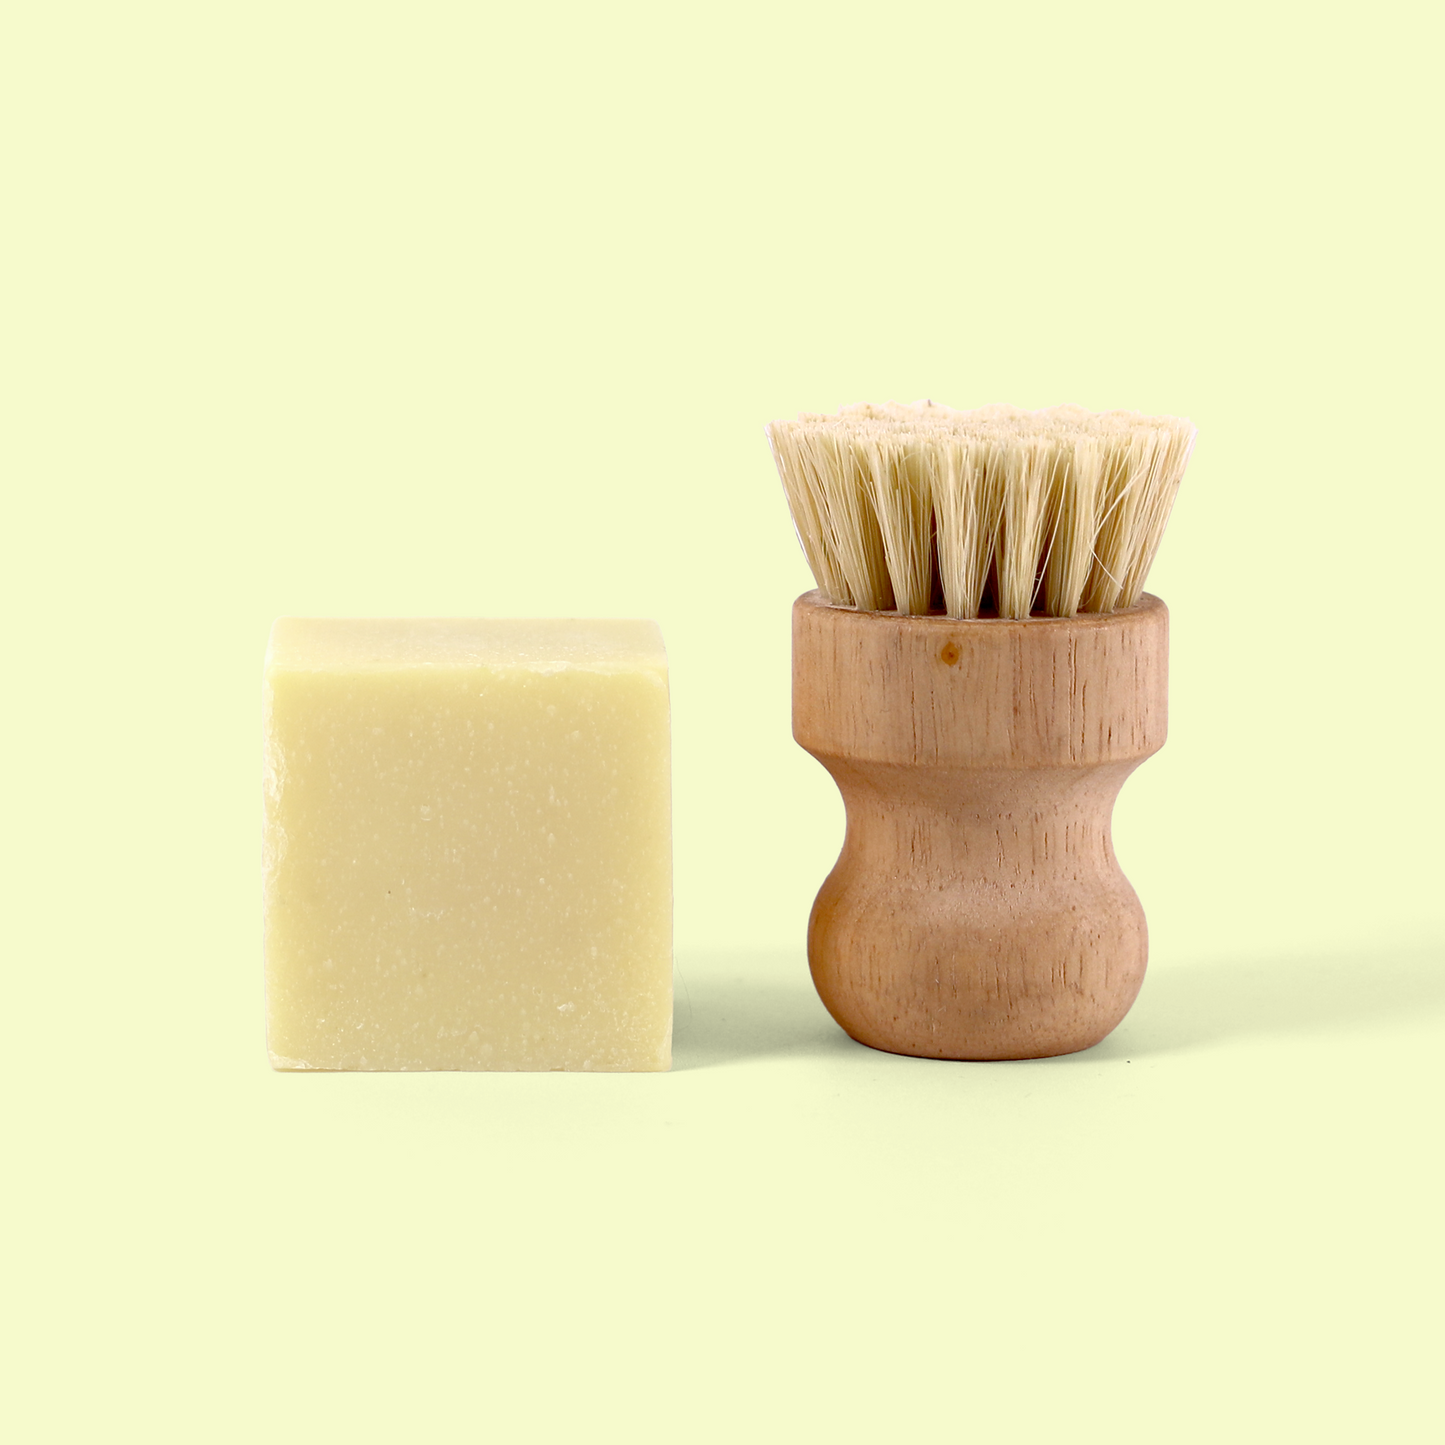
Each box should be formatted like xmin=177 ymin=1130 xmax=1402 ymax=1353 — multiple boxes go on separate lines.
xmin=263 ymin=619 xmax=672 ymax=1071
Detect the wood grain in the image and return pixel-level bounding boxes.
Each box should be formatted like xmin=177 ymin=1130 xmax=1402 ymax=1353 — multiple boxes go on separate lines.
xmin=793 ymin=590 xmax=1168 ymax=1060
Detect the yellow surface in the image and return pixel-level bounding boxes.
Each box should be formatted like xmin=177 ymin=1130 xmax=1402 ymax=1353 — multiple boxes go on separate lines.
xmin=4 ymin=2 xmax=1441 ymax=1442
xmin=263 ymin=618 xmax=672 ymax=1071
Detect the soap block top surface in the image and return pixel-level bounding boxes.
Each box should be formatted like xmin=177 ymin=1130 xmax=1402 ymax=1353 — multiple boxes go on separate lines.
xmin=266 ymin=617 xmax=666 ymax=674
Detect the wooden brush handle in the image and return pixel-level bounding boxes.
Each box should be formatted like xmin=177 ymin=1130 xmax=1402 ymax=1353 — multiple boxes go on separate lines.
xmin=792 ymin=591 xmax=1168 ymax=1060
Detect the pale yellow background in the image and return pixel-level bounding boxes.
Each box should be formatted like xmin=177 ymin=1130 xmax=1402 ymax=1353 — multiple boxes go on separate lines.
xmin=4 ymin=2 xmax=1441 ymax=1441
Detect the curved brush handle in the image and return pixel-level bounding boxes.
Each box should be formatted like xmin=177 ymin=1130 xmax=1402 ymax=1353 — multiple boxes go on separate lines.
xmin=792 ymin=592 xmax=1168 ymax=1060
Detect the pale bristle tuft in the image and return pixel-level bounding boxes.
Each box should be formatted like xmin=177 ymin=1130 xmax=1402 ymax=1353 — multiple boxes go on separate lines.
xmin=766 ymin=402 xmax=1196 ymax=618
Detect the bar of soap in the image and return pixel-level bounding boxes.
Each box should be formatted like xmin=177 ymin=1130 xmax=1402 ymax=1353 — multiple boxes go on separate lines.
xmin=262 ymin=618 xmax=672 ymax=1072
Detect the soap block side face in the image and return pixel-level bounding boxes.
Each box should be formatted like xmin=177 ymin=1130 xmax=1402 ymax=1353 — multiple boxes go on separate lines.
xmin=262 ymin=622 xmax=672 ymax=1071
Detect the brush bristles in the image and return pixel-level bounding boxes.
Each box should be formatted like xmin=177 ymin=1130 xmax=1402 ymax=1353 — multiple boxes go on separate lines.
xmin=768 ymin=402 xmax=1197 ymax=619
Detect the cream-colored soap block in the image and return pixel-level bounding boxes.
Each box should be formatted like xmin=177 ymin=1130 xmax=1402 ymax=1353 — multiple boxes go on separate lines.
xmin=263 ymin=618 xmax=672 ymax=1072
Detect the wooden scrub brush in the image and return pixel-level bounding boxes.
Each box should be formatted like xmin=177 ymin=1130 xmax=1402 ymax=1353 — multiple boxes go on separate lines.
xmin=768 ymin=402 xmax=1197 ymax=1060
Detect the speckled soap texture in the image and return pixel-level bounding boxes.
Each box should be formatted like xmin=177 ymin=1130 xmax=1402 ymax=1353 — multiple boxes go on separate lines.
xmin=263 ymin=618 xmax=672 ymax=1071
